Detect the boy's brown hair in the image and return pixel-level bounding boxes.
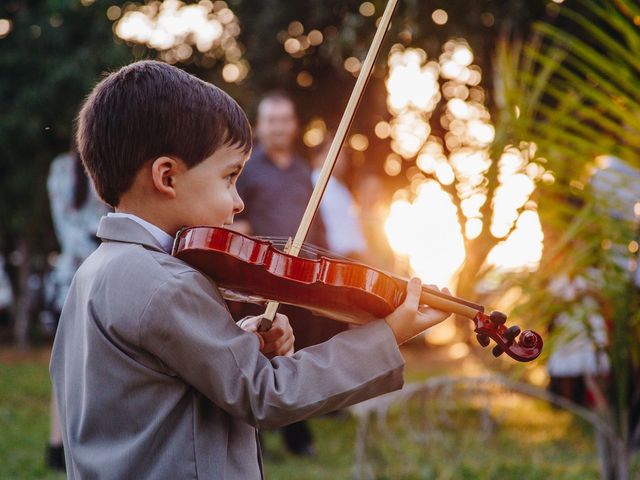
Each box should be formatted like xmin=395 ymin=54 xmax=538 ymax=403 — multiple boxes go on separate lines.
xmin=76 ymin=60 xmax=252 ymax=207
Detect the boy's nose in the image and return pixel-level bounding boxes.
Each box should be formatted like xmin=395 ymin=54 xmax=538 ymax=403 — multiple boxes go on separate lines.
xmin=233 ymin=192 xmax=244 ymax=214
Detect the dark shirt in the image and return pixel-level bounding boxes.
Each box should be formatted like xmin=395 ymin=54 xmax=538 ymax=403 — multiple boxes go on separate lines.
xmin=234 ymin=147 xmax=342 ymax=350
xmin=236 ymin=147 xmax=326 ymax=249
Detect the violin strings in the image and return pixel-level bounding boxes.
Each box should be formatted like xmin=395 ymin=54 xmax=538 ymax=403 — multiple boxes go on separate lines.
xmin=257 ymin=236 xmax=410 ymax=278
xmin=256 ymin=236 xmax=353 ymax=261
xmin=255 ymin=236 xmax=481 ymax=310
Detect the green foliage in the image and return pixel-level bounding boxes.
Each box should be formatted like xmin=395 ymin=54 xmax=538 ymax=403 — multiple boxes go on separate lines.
xmin=505 ymin=0 xmax=640 ymax=171
xmin=0 ymin=0 xmax=132 ymax=250
xmin=498 ymin=0 xmax=640 ymax=476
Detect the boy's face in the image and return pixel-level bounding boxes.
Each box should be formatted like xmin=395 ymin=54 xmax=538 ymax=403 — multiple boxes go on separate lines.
xmin=173 ymin=144 xmax=247 ymax=228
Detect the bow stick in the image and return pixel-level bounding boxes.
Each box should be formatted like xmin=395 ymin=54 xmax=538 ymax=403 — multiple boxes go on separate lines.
xmin=258 ymin=0 xmax=400 ymax=331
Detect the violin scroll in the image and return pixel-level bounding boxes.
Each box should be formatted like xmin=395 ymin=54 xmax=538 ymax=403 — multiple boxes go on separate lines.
xmin=473 ymin=310 xmax=543 ymax=362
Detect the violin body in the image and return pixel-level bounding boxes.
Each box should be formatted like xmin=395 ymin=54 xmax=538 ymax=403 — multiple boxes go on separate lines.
xmin=173 ymin=226 xmax=543 ymax=362
xmin=174 ymin=226 xmax=403 ymax=324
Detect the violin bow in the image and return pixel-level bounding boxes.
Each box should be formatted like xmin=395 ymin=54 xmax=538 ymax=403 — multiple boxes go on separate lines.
xmin=259 ymin=0 xmax=400 ymax=330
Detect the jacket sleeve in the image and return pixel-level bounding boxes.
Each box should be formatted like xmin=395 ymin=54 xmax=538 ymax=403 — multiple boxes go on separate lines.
xmin=138 ymin=270 xmax=404 ymax=428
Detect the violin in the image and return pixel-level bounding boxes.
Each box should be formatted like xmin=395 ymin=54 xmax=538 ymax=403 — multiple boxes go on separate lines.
xmin=172 ymin=226 xmax=543 ymax=362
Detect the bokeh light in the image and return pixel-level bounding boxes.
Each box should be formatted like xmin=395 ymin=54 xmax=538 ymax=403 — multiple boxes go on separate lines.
xmin=359 ymin=2 xmax=375 ymax=17
xmin=344 ymin=56 xmax=362 ymax=74
xmin=349 ymin=134 xmax=369 ymax=152
xmin=303 ymin=118 xmax=327 ymax=148
xmin=114 ymin=0 xmax=248 ymax=82
xmin=296 ymin=71 xmax=313 ymax=87
xmin=432 ymin=9 xmax=448 ymax=26
xmin=106 ymin=6 xmax=122 ymax=21
xmin=280 ymin=19 xmax=324 ymax=59
xmin=0 ymin=19 xmax=12 ymax=39
xmin=384 ymin=154 xmax=403 ymax=176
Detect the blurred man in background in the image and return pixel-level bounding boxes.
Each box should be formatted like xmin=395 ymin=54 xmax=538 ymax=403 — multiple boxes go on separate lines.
xmin=232 ymin=92 xmax=346 ymax=456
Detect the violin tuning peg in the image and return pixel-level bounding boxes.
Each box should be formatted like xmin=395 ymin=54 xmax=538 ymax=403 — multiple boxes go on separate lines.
xmin=519 ymin=330 xmax=537 ymax=348
xmin=489 ymin=311 xmax=507 ymax=325
xmin=476 ymin=333 xmax=490 ymax=348
xmin=504 ymin=325 xmax=521 ymax=342
xmin=492 ymin=345 xmax=504 ymax=358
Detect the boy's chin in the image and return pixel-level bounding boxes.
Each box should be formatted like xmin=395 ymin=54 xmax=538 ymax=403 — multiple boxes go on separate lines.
xmin=185 ymin=216 xmax=228 ymax=228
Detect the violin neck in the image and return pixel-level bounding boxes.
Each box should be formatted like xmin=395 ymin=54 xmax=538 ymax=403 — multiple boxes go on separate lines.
xmin=394 ymin=277 xmax=483 ymax=319
xmin=421 ymin=285 xmax=484 ymax=312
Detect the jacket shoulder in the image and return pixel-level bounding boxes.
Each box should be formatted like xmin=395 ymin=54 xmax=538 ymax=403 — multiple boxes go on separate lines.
xmin=81 ymin=241 xmax=216 ymax=297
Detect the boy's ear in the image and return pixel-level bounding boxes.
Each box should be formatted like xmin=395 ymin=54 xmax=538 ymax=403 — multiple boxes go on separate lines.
xmin=150 ymin=156 xmax=181 ymax=198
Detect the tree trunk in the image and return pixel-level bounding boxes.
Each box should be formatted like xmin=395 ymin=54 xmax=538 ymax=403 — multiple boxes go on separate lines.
xmin=455 ymin=235 xmax=496 ymax=340
xmin=12 ymin=239 xmax=31 ymax=350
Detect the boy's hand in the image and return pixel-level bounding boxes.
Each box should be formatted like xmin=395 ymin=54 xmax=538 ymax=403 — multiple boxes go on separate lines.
xmin=384 ymin=277 xmax=452 ymax=345
xmin=239 ymin=314 xmax=295 ymax=359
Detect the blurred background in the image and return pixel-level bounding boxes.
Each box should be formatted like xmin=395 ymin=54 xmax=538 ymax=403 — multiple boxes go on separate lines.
xmin=1 ymin=0 xmax=640 ymax=478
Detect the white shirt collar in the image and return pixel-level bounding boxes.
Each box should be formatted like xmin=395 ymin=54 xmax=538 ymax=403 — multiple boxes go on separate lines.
xmin=107 ymin=212 xmax=174 ymax=253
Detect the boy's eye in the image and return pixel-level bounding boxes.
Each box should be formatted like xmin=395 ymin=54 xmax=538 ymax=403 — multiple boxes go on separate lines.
xmin=225 ymin=164 xmax=243 ymax=184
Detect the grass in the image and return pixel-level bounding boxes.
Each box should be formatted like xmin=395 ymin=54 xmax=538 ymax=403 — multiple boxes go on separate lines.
xmin=351 ymin=397 xmax=599 ymax=479
xmin=0 ymin=347 xmax=601 ymax=479
xmin=0 ymin=360 xmax=65 ymax=480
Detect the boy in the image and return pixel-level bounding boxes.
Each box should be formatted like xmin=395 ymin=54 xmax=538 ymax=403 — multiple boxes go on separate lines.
xmin=50 ymin=60 xmax=450 ymax=479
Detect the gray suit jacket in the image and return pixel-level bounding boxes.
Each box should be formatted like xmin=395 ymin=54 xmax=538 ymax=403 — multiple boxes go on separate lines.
xmin=50 ymin=216 xmax=404 ymax=479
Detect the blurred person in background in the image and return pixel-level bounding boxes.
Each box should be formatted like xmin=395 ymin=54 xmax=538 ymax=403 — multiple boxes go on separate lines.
xmin=547 ymin=157 xmax=640 ymax=408
xmin=546 ymin=268 xmax=610 ymax=407
xmin=232 ymin=91 xmax=346 ymax=457
xmin=309 ymin=134 xmax=367 ymax=261
xmin=0 ymin=254 xmax=13 ymax=326
xmin=45 ymin=146 xmax=109 ymax=470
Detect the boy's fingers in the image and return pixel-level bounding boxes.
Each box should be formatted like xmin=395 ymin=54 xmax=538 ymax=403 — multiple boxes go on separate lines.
xmin=261 ymin=329 xmax=295 ymax=355
xmin=273 ymin=313 xmax=289 ymax=327
xmin=403 ymin=277 xmax=422 ymax=311
xmin=262 ymin=337 xmax=287 ymax=355
xmin=260 ymin=327 xmax=284 ymax=343
xmin=281 ymin=337 xmax=295 ymax=356
xmin=417 ymin=306 xmax=451 ymax=327
xmin=256 ymin=313 xmax=293 ymax=356
xmin=261 ymin=336 xmax=283 ymax=354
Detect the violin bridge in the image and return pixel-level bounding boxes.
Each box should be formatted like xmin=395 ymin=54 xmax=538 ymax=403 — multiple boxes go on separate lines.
xmin=283 ymin=237 xmax=293 ymax=254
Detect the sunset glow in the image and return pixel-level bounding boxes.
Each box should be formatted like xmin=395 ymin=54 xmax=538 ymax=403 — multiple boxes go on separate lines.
xmin=385 ymin=181 xmax=465 ymax=286
xmin=384 ymin=40 xmax=544 ymax=287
